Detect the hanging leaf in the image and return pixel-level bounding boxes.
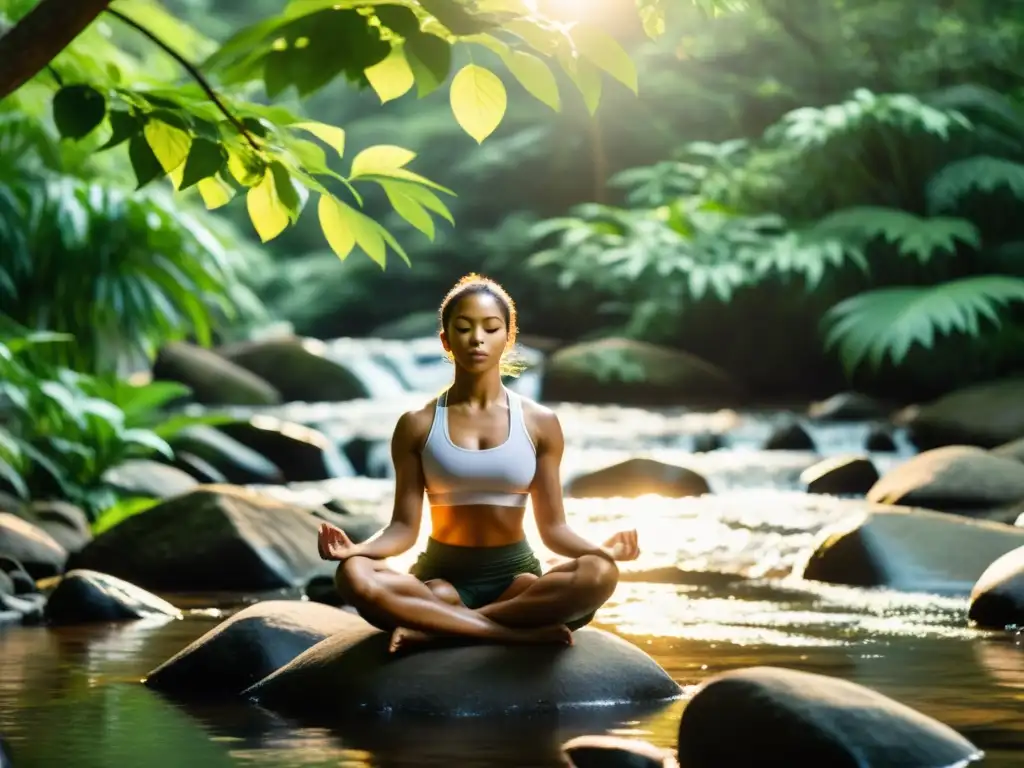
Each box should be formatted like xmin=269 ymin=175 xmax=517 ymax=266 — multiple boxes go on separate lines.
xmin=197 ymin=176 xmax=236 ymax=209
xmin=504 ymin=49 xmax=559 ymax=111
xmin=365 ymin=45 xmax=415 ymax=104
xmin=179 ymin=138 xmax=228 ymax=190
xmin=318 ymin=194 xmax=357 ymax=260
xmin=270 ymin=161 xmax=307 ymax=221
xmin=128 ymin=133 xmax=165 ymax=188
xmin=292 ymin=121 xmax=346 ymax=157
xmin=560 ymin=54 xmax=602 ymax=114
xmin=52 ymin=84 xmax=107 ymax=140
xmin=404 ymin=31 xmax=452 ymax=96
xmin=571 ymin=24 xmax=638 ymax=94
xmin=450 ymin=63 xmax=507 ymax=143
xmin=350 ymin=145 xmax=417 ymax=178
xmin=99 ymin=109 xmax=141 ymax=151
xmin=246 ymin=170 xmax=291 ymax=242
xmin=143 ymin=118 xmax=192 ymax=173
xmin=380 ymin=179 xmax=436 ymax=239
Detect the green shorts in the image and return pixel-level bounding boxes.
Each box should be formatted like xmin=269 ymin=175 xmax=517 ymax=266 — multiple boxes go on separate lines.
xmin=410 ymin=538 xmax=595 ymax=630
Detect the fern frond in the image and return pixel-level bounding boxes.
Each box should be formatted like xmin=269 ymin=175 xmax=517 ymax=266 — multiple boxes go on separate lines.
xmin=744 ymin=233 xmax=868 ymax=289
xmin=822 ymin=275 xmax=1024 ymax=375
xmin=926 ymin=84 xmax=1024 ymax=153
xmin=811 ymin=206 xmax=980 ymax=262
xmin=926 ymin=156 xmax=1024 ymax=212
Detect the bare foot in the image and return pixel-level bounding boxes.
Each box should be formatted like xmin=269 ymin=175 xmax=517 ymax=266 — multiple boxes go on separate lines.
xmin=388 ymin=624 xmax=573 ymax=654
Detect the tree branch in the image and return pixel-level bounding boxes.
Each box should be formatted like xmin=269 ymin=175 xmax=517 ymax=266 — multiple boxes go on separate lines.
xmin=0 ymin=0 xmax=111 ymax=101
xmin=105 ymin=9 xmax=260 ymax=150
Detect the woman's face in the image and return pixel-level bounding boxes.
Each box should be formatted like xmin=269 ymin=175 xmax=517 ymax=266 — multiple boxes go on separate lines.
xmin=442 ymin=291 xmax=509 ymax=372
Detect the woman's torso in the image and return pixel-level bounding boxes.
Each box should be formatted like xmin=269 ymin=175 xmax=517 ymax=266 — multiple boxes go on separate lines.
xmin=418 ymin=388 xmax=539 ymax=547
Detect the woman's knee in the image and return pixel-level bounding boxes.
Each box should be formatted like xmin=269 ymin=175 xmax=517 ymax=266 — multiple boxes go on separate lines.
xmin=575 ymin=554 xmax=619 ymax=600
xmin=334 ymin=556 xmax=381 ymax=604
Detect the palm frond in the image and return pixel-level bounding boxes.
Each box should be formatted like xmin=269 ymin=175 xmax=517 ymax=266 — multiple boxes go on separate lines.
xmin=926 ymin=156 xmax=1024 ymax=212
xmin=822 ymin=275 xmax=1024 ymax=375
xmin=810 ymin=206 xmax=980 ymax=262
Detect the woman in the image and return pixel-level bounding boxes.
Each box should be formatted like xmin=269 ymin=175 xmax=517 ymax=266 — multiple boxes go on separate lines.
xmin=317 ymin=274 xmax=640 ymax=653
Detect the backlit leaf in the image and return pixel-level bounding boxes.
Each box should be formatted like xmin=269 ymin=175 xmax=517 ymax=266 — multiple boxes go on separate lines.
xmin=318 ymin=194 xmax=357 ymax=260
xmin=449 ymin=63 xmax=506 ymax=143
xmin=292 ymin=121 xmax=346 ymax=157
xmin=365 ymin=45 xmax=415 ymax=104
xmin=144 ymin=118 xmax=192 ymax=173
xmin=246 ymin=170 xmax=291 ymax=242
xmin=504 ymin=49 xmax=559 ymax=111
xmin=350 ymin=145 xmax=416 ymax=178
xmin=572 ymin=24 xmax=637 ymax=92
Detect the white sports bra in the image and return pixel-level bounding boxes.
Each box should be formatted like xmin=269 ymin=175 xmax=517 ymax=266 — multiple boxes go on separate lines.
xmin=420 ymin=388 xmax=537 ymax=507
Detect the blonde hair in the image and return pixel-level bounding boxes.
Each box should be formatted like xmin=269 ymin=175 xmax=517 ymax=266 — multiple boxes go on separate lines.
xmin=439 ymin=273 xmax=525 ymax=376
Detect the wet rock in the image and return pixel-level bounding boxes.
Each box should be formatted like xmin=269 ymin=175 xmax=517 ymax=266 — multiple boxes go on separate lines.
xmin=865 ymin=427 xmax=898 ymax=453
xmin=992 ymin=437 xmax=1024 ymax=463
xmin=542 ymin=338 xmax=744 ymax=407
xmin=153 ymin=341 xmax=282 ymax=406
xmin=617 ymin=567 xmax=744 ymax=589
xmin=170 ymin=451 xmax=228 ymax=484
xmin=807 ymin=392 xmax=890 ymax=422
xmin=218 ymin=417 xmax=354 ymax=482
xmin=44 ymin=569 xmax=182 ymax=625
xmin=801 ymin=456 xmax=879 ymax=496
xmin=677 ymin=666 xmax=981 ymax=768
xmin=246 ymin=624 xmax=682 ymax=718
xmin=0 ymin=492 xmax=21 ymax=514
xmin=66 ymin=485 xmax=353 ymax=592
xmin=102 ymin=459 xmax=198 ymax=499
xmin=565 ymin=458 xmax=710 ymax=499
xmin=22 ymin=501 xmax=91 ymax=554
xmin=561 ymin=735 xmax=675 ymax=768
xmin=691 ymin=432 xmax=723 ymax=453
xmin=0 ymin=513 xmax=67 ymax=579
xmin=218 ymin=337 xmax=370 ymax=402
xmin=763 ymin=422 xmax=815 ymax=451
xmin=797 ymin=506 xmax=1024 ymax=595
xmin=304 ymin=574 xmax=344 ymax=606
xmin=342 ymin=437 xmax=393 ymax=479
xmin=867 ymin=445 xmax=1024 ymax=513
xmin=905 ymin=377 xmax=1024 ymax=449
xmin=168 ymin=425 xmax=285 ymax=485
xmin=0 ymin=557 xmax=45 ymax=623
xmin=968 ymin=546 xmax=1024 ymax=629
xmin=145 ymin=600 xmax=363 ymax=697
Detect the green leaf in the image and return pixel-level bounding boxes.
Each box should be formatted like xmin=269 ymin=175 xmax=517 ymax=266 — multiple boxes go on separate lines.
xmin=99 ymin=109 xmax=141 ymax=151
xmin=128 ymin=133 xmax=165 ymax=188
xmin=144 ymin=118 xmax=192 ymax=173
xmin=270 ymin=161 xmax=307 ymax=221
xmin=812 ymin=207 xmax=980 ymax=263
xmin=418 ymin=0 xmax=495 ymax=34
xmin=450 ymin=63 xmax=507 ymax=143
xmin=571 ymin=24 xmax=637 ymax=93
xmin=380 ymin=179 xmax=435 ymax=239
xmin=350 ymin=145 xmax=416 ymax=178
xmin=375 ymin=5 xmax=421 ymax=36
xmin=822 ymin=276 xmax=1024 ymax=374
xmin=381 ymin=179 xmax=455 ymax=224
xmin=122 ymin=428 xmax=174 ymax=459
xmin=292 ymin=121 xmax=346 ymax=157
xmin=365 ymin=45 xmax=415 ymax=104
xmin=927 ymin=156 xmax=1024 ymax=212
xmin=560 ymin=54 xmax=602 ymax=114
xmin=318 ymin=194 xmax=357 ymax=260
xmin=404 ymin=31 xmax=451 ymax=97
xmin=226 ymin=146 xmax=265 ymax=186
xmin=503 ymin=49 xmax=559 ymax=111
xmin=52 ymin=84 xmax=107 ymax=140
xmin=179 ymin=138 xmax=228 ymax=190
xmin=246 ymin=170 xmax=292 ymax=242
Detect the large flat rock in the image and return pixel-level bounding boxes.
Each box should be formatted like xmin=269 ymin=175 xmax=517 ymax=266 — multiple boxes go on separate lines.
xmin=245 ymin=623 xmax=682 ymax=719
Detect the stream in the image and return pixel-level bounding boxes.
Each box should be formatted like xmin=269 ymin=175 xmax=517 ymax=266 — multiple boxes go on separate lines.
xmin=1 ymin=383 xmax=1023 ymax=766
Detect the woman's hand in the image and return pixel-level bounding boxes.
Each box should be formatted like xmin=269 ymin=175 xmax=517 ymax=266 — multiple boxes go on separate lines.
xmin=317 ymin=523 xmax=360 ymax=561
xmin=601 ymin=529 xmax=640 ymax=561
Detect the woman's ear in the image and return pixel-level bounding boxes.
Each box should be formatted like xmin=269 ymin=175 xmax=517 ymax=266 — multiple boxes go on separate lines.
xmin=439 ymin=330 xmax=451 ymax=353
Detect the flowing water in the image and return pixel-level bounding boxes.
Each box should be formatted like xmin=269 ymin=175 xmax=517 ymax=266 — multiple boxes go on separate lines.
xmin=2 ymin=395 xmax=1023 ymax=767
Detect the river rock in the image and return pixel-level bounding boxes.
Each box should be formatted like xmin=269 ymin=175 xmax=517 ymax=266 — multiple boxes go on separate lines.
xmin=992 ymin=438 xmax=1024 ymax=463
xmin=102 ymin=459 xmax=198 ymax=499
xmin=807 ymin=392 xmax=890 ymax=421
xmin=801 ymin=456 xmax=878 ymax=496
xmin=218 ymin=337 xmax=370 ymax=402
xmin=22 ymin=501 xmax=91 ymax=554
xmin=171 ymin=451 xmax=228 ymax=484
xmin=968 ymin=546 xmax=1024 ymax=629
xmin=565 ymin=458 xmax=710 ymax=499
xmin=541 ymin=338 xmax=744 ymax=407
xmin=763 ymin=422 xmax=815 ymax=451
xmin=218 ymin=417 xmax=354 ymax=482
xmin=145 ymin=600 xmax=363 ymax=697
xmin=342 ymin=437 xmax=393 ymax=479
xmin=561 ymin=735 xmax=676 ymax=768
xmin=66 ymin=485 xmax=351 ymax=592
xmin=0 ymin=513 xmax=67 ymax=579
xmin=797 ymin=505 xmax=1024 ymax=595
xmin=691 ymin=432 xmax=723 ymax=453
xmin=676 ymin=666 xmax=981 ymax=768
xmin=905 ymin=377 xmax=1024 ymax=449
xmin=865 ymin=427 xmax=898 ymax=452
xmin=168 ymin=425 xmax=285 ymax=485
xmin=0 ymin=556 xmax=45 ymax=623
xmin=867 ymin=446 xmax=1024 ymax=513
xmin=245 ymin=624 xmax=682 ymax=718
xmin=152 ymin=341 xmax=282 ymax=406
xmin=44 ymin=569 xmax=182 ymax=625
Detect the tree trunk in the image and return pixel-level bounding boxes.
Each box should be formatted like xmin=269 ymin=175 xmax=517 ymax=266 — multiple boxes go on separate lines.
xmin=0 ymin=0 xmax=112 ymax=101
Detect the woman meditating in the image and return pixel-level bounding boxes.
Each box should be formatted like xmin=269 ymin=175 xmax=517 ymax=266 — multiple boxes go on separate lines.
xmin=316 ymin=274 xmax=640 ymax=652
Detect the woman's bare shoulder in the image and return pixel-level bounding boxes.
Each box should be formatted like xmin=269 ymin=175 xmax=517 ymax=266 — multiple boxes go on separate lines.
xmin=393 ymin=397 xmax=439 ymax=444
xmin=517 ymin=393 xmax=561 ymax=437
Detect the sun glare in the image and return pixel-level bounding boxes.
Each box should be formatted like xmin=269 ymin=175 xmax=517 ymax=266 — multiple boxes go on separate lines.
xmin=525 ymin=0 xmax=596 ymax=23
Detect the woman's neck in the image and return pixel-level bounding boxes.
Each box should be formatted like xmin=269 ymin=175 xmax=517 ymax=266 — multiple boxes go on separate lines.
xmin=448 ymin=367 xmax=504 ymax=406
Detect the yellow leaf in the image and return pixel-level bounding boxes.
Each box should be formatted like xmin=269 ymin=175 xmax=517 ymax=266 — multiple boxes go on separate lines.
xmin=571 ymin=24 xmax=638 ymax=94
xmin=246 ymin=171 xmax=290 ymax=242
xmin=381 ymin=181 xmax=435 ymax=240
xmin=504 ymin=49 xmax=560 ymax=111
xmin=317 ymin=195 xmax=356 ymax=260
xmin=350 ymin=145 xmax=417 ymax=178
xmin=143 ymin=119 xmax=191 ymax=172
xmin=227 ymin=146 xmax=263 ymax=186
xmin=364 ymin=45 xmax=415 ymax=104
xmin=449 ymin=64 xmax=507 ymax=144
xmin=197 ymin=176 xmax=235 ymax=209
xmin=292 ymin=121 xmax=346 ymax=157
xmin=560 ymin=53 xmax=602 ymax=114
xmin=319 ymin=193 xmax=404 ymax=269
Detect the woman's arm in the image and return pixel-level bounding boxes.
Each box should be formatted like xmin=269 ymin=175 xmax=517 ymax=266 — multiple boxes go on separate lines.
xmin=333 ymin=409 xmax=426 ymax=560
xmin=529 ymin=407 xmax=615 ymax=560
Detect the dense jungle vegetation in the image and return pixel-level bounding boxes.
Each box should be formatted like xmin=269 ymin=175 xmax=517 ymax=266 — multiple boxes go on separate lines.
xmin=1 ymin=0 xmax=1023 ymax=526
